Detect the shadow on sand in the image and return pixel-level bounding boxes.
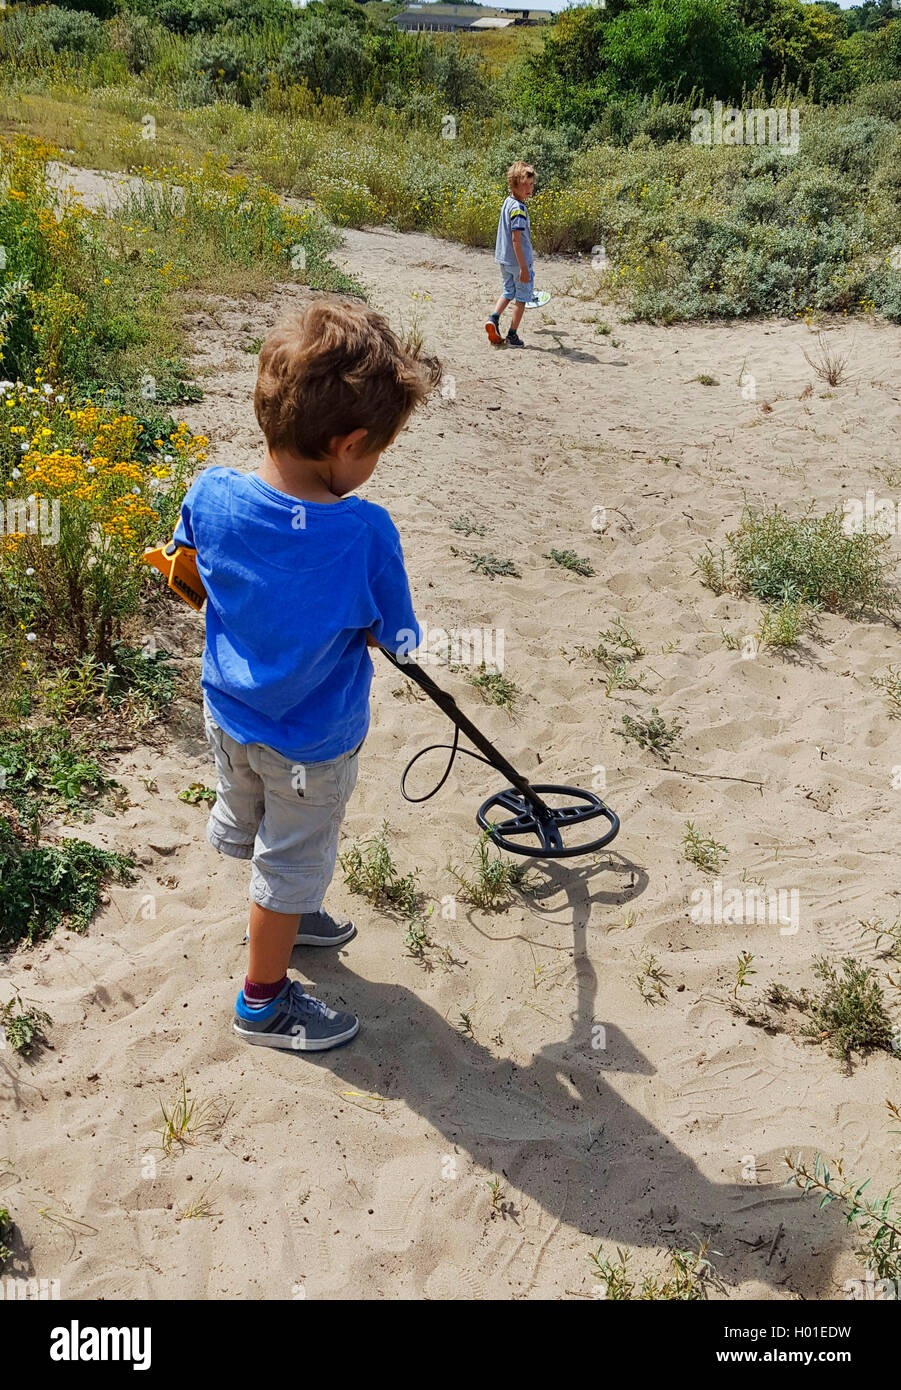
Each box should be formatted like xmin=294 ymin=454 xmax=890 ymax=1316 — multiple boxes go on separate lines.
xmin=293 ymin=847 xmax=820 ymax=1294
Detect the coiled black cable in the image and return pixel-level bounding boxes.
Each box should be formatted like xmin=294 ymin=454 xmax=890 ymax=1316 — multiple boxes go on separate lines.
xmin=397 ymin=724 xmax=498 ymax=804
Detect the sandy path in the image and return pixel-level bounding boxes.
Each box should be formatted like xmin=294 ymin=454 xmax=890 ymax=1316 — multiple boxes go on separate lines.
xmin=3 ymin=170 xmax=900 ymax=1300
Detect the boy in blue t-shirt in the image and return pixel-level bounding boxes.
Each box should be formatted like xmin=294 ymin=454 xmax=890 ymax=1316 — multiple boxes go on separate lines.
xmin=174 ymin=299 xmax=441 ymax=1051
xmin=486 ymin=161 xmax=536 ymax=349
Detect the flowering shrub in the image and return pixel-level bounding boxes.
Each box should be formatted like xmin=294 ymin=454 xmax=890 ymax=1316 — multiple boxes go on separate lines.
xmin=0 ymin=377 xmax=206 ymax=664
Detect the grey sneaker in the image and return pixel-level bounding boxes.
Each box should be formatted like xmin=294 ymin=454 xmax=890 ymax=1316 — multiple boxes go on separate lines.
xmin=506 ymin=328 xmax=524 ymax=348
xmin=234 ymin=980 xmax=359 ymax=1051
xmin=242 ymin=909 xmax=356 ymax=949
xmin=294 ymin=908 xmax=356 ymax=948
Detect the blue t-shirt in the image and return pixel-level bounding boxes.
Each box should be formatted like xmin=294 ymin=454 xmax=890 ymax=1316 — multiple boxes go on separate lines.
xmin=495 ymin=195 xmax=533 ymax=271
xmin=173 ymin=467 xmax=421 ymax=761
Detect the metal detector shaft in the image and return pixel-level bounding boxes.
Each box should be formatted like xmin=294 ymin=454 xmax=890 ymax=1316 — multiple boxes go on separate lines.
xmin=378 ymin=648 xmax=550 ymax=817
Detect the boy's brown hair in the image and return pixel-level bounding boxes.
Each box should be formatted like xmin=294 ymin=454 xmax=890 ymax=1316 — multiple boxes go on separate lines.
xmin=254 ymin=297 xmax=442 ymax=460
xmin=507 ymin=161 xmax=535 ymax=193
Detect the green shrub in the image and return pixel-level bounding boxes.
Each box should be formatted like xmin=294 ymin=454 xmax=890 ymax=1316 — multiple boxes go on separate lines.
xmin=109 ymin=11 xmax=161 ymax=73
xmin=128 ymin=0 xmax=291 ymax=37
xmin=277 ymin=14 xmax=374 ymax=102
xmin=641 ymin=101 xmax=694 ymax=144
xmin=339 ymin=823 xmax=419 ymax=915
xmin=19 ymin=5 xmax=107 ymax=59
xmin=0 ymin=814 xmax=134 ymax=947
xmin=851 ymin=79 xmax=901 ymax=123
xmin=583 ymin=98 xmax=645 ymax=148
xmin=0 ymin=727 xmax=117 ymax=825
xmin=485 ymin=123 xmax=582 ymax=188
xmin=804 ymin=115 xmax=897 ymax=180
xmin=875 ymin=131 xmax=901 ymax=194
xmin=55 ymin=0 xmax=118 ymax=19
xmin=723 ymin=505 xmax=897 ymax=617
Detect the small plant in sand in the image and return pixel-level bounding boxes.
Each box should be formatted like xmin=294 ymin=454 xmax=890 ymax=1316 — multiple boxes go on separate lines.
xmin=449 ymin=833 xmax=531 ymax=911
xmin=339 ymin=823 xmax=419 ymax=915
xmin=487 ymin=1175 xmax=506 ymax=1210
xmin=402 ymin=918 xmax=432 ymax=960
xmin=545 ymin=548 xmax=595 ymax=578
xmin=801 ymin=958 xmax=896 ymax=1063
xmin=458 ymin=1011 xmax=475 ymax=1038
xmin=618 ymin=708 xmax=682 ymax=762
xmin=0 ymin=990 xmax=52 ymax=1055
xmin=737 ymin=958 xmax=896 ymax=1066
xmin=802 ymin=333 xmax=853 ymax=387
xmin=682 ymin=821 xmax=728 ymax=875
xmin=865 ymin=916 xmax=901 ymax=964
xmin=177 ymin=1174 xmax=221 ymax=1221
xmin=696 ymin=506 xmax=896 ymax=617
xmin=160 ymin=1076 xmax=225 ymax=1156
xmin=449 ymin=514 xmax=488 ymax=538
xmin=784 ymin=1120 xmax=901 ymax=1281
xmin=178 ymin=783 xmax=217 ymax=805
xmin=693 ymin=374 xmax=719 ymax=386
xmin=451 ymin=548 xmax=520 ymax=580
xmin=733 ymin=951 xmax=757 ymax=1000
xmin=872 ymin=667 xmax=901 ymax=717
xmin=467 ymin=663 xmax=519 ymax=712
xmin=577 ymin=618 xmax=647 ymax=695
xmin=241 ymin=337 xmax=264 ymax=354
xmin=590 ymin=1239 xmax=718 ymax=1300
xmin=637 ymin=952 xmax=668 ymax=1003
xmin=723 ymin=600 xmax=813 ymax=652
xmin=756 ymin=598 xmax=815 ymax=648
xmin=696 ymin=546 xmax=730 ymax=596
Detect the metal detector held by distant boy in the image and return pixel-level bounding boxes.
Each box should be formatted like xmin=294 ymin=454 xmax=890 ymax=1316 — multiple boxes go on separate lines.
xmin=381 ymin=649 xmax=619 ymax=860
xmin=142 ymin=540 xmax=620 ymax=860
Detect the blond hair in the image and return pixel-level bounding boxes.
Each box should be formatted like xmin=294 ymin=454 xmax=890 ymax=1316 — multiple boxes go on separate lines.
xmin=507 ymin=161 xmax=535 ymax=194
xmin=254 ymin=297 xmax=442 ymax=459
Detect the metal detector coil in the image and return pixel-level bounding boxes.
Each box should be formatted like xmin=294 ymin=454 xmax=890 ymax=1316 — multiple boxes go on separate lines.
xmin=477 ymin=784 xmax=617 ymax=859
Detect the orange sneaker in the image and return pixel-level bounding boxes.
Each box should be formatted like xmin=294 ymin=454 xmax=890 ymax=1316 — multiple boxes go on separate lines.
xmin=485 ymin=314 xmax=504 ymax=345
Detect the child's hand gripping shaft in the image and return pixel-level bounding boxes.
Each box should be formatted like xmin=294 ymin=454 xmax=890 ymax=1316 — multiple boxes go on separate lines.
xmin=143 ymin=539 xmax=207 ymax=611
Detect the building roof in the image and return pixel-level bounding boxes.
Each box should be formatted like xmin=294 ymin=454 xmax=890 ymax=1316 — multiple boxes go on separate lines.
xmin=391 ymin=4 xmax=550 ymax=28
xmin=392 ymin=4 xmax=549 ymax=18
xmin=392 ymin=10 xmax=478 ymax=26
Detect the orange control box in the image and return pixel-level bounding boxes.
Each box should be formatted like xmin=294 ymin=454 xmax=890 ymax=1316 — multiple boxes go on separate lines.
xmin=143 ymin=541 xmax=207 ymax=611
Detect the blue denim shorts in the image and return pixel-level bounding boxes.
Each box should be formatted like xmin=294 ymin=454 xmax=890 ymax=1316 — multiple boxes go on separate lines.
xmin=501 ymin=264 xmax=534 ymax=303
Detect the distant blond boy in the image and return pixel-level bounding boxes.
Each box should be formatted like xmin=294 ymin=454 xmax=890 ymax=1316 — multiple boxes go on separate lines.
xmin=485 ymin=161 xmax=536 ymax=348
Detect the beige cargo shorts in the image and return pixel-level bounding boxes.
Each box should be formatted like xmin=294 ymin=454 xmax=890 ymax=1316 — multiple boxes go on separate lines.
xmin=202 ymin=701 xmax=360 ymax=915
